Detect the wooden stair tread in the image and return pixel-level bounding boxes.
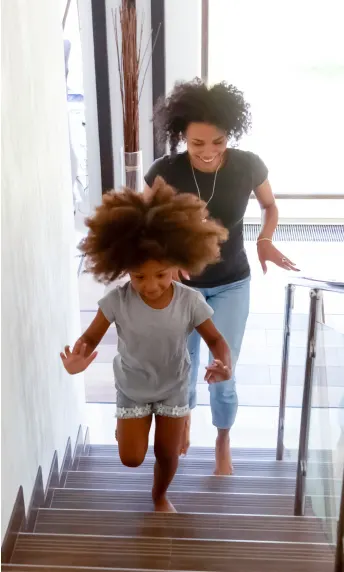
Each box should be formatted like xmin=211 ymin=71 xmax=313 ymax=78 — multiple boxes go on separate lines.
xmin=50 ymin=487 xmax=314 ymax=516
xmin=64 ymin=470 xmax=298 ymax=494
xmin=76 ymin=456 xmax=299 ymax=478
xmin=35 ymin=508 xmax=328 ymax=543
xmin=11 ymin=533 xmax=334 ymax=572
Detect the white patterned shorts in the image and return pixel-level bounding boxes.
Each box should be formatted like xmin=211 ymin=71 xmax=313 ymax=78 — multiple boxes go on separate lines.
xmin=116 ymin=387 xmax=189 ymax=419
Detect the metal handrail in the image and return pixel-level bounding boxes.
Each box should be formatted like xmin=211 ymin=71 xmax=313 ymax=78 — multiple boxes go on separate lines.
xmin=276 ymin=277 xmax=344 ymax=569
xmin=277 ymin=277 xmax=344 ymax=460
xmin=285 ymin=277 xmax=344 ymax=294
xmin=294 ymin=288 xmax=322 ymax=516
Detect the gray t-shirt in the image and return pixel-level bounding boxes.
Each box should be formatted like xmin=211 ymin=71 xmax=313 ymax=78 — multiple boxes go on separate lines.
xmin=98 ymin=281 xmax=213 ymax=403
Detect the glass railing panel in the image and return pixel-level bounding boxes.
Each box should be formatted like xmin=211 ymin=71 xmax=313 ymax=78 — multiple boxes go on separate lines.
xmin=306 ymin=320 xmax=344 ymax=544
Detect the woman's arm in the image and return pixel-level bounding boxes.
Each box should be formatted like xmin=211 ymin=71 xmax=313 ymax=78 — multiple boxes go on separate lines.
xmin=254 ymin=180 xmax=299 ymax=273
xmin=196 ymin=319 xmax=232 ymax=382
xmin=255 ymin=179 xmax=278 ymax=240
xmin=143 ymin=184 xmax=153 ymax=201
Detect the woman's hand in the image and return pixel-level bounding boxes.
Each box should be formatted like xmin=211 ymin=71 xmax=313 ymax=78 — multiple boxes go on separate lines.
xmin=60 ymin=340 xmax=98 ymax=375
xmin=257 ymin=241 xmax=300 ymax=274
xmin=205 ymin=359 xmax=232 ymax=383
xmin=254 ymin=181 xmax=300 ymax=274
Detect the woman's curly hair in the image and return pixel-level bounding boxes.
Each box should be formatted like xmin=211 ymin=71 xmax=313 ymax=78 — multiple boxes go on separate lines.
xmin=80 ymin=177 xmax=228 ymax=284
xmin=153 ymin=78 xmax=251 ymax=154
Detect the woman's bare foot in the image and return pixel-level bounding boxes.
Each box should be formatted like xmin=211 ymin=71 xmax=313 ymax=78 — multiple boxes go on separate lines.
xmin=153 ymin=494 xmax=177 ymax=513
xmin=214 ymin=431 xmax=233 ymax=476
xmin=179 ymin=413 xmax=191 ymax=456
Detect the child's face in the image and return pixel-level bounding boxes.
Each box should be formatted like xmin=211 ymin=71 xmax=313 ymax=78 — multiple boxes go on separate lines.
xmin=129 ymin=260 xmax=175 ymax=302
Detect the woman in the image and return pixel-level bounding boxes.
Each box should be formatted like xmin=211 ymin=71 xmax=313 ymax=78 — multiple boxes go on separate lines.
xmin=144 ymin=79 xmax=298 ymax=475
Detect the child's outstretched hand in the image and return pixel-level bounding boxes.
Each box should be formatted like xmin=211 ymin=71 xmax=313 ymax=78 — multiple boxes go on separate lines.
xmin=205 ymin=359 xmax=232 ymax=383
xmin=60 ymin=340 xmax=98 ymax=375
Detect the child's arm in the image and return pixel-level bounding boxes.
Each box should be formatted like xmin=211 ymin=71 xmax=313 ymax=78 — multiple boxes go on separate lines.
xmin=60 ymin=309 xmax=111 ymax=375
xmin=196 ymin=319 xmax=232 ymax=383
xmin=77 ymin=309 xmax=111 ymax=356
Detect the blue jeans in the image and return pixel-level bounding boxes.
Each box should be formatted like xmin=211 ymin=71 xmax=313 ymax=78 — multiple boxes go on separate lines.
xmin=188 ymin=277 xmax=250 ymax=429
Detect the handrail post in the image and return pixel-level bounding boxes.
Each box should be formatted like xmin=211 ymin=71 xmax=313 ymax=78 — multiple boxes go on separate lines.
xmin=276 ymin=284 xmax=295 ymax=461
xmin=294 ymin=288 xmax=322 ymax=516
xmin=335 ymin=468 xmax=344 ymax=572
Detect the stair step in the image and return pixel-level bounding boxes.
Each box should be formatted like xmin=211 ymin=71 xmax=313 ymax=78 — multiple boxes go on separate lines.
xmin=11 ymin=533 xmax=334 ymax=571
xmin=88 ymin=445 xmax=282 ymax=460
xmin=65 ymin=471 xmax=297 ymax=494
xmin=2 ymin=566 xmax=156 ymax=571
xmin=65 ymin=470 xmax=341 ymax=497
xmin=76 ymin=456 xmax=298 ymax=478
xmin=35 ymin=508 xmax=329 ymax=543
xmin=1 ymin=566 xmax=162 ymax=572
xmin=51 ymin=488 xmax=313 ymax=516
xmin=88 ymin=445 xmax=334 ymax=462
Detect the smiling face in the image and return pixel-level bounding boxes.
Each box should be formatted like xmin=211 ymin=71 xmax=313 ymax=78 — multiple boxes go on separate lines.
xmin=129 ymin=260 xmax=175 ymax=305
xmin=185 ymin=122 xmax=228 ymax=172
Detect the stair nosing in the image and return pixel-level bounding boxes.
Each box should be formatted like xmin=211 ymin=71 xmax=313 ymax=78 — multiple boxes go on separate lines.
xmin=38 ymin=506 xmax=325 ymax=519
xmin=66 ymin=469 xmax=297 ymax=480
xmin=52 ymin=487 xmax=339 ymax=501
xmin=79 ymin=454 xmax=333 ymax=465
xmin=16 ymin=530 xmax=333 ymax=547
xmin=55 ymin=486 xmax=298 ymax=496
xmin=15 ymin=530 xmax=335 ymax=545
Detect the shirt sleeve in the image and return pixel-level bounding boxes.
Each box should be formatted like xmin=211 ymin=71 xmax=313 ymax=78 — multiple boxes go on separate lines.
xmin=249 ymin=152 xmax=269 ymax=189
xmin=98 ymin=288 xmax=118 ymax=324
xmin=144 ymin=156 xmax=169 ymax=187
xmin=190 ymin=290 xmax=214 ymax=328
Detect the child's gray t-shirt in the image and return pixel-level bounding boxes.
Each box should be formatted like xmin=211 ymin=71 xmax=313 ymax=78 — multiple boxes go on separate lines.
xmin=98 ymin=281 xmax=214 ymax=403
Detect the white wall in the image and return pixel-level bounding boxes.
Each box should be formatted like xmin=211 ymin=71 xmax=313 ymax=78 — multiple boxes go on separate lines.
xmin=165 ymin=0 xmax=202 ymax=94
xmin=106 ymin=0 xmax=154 ymax=185
xmin=77 ymin=0 xmax=102 ymax=210
xmin=1 ymin=0 xmax=85 ymax=538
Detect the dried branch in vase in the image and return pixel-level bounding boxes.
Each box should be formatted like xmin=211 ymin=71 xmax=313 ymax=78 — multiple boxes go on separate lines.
xmin=113 ymin=1 xmax=160 ymax=154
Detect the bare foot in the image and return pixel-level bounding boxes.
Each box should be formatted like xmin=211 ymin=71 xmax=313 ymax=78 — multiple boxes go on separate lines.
xmin=153 ymin=495 xmax=177 ymax=513
xmin=179 ymin=414 xmax=191 ymax=456
xmin=214 ymin=434 xmax=233 ymax=476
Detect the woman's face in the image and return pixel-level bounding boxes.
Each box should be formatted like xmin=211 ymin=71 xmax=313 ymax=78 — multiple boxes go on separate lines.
xmin=185 ymin=123 xmax=227 ymax=172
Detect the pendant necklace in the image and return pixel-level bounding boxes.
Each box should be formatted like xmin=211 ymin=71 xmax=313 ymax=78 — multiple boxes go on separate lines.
xmin=191 ymin=161 xmax=221 ymax=221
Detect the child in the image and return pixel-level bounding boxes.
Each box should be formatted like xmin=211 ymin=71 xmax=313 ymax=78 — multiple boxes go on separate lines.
xmin=61 ymin=178 xmax=232 ymax=513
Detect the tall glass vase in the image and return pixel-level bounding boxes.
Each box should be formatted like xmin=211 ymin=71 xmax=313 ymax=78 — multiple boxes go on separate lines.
xmin=120 ymin=148 xmax=143 ymax=193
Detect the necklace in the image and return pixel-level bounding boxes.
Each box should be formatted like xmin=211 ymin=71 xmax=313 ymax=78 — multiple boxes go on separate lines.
xmin=191 ymin=162 xmax=221 ymax=213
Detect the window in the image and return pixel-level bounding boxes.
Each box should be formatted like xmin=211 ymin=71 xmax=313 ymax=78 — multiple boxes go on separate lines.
xmin=208 ymin=0 xmax=344 ymax=196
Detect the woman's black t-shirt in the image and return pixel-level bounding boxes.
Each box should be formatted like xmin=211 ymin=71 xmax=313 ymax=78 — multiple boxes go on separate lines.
xmin=144 ymin=149 xmax=268 ymax=289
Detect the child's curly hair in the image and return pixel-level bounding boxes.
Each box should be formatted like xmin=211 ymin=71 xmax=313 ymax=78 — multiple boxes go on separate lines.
xmin=80 ymin=177 xmax=228 ymax=283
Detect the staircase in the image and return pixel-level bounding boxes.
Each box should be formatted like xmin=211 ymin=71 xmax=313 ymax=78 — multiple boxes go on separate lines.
xmin=2 ymin=439 xmax=336 ymax=572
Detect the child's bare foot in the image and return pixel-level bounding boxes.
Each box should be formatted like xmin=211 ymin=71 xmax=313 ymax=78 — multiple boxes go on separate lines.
xmin=214 ymin=431 xmax=233 ymax=476
xmin=153 ymin=495 xmax=177 ymax=513
xmin=179 ymin=413 xmax=191 ymax=456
